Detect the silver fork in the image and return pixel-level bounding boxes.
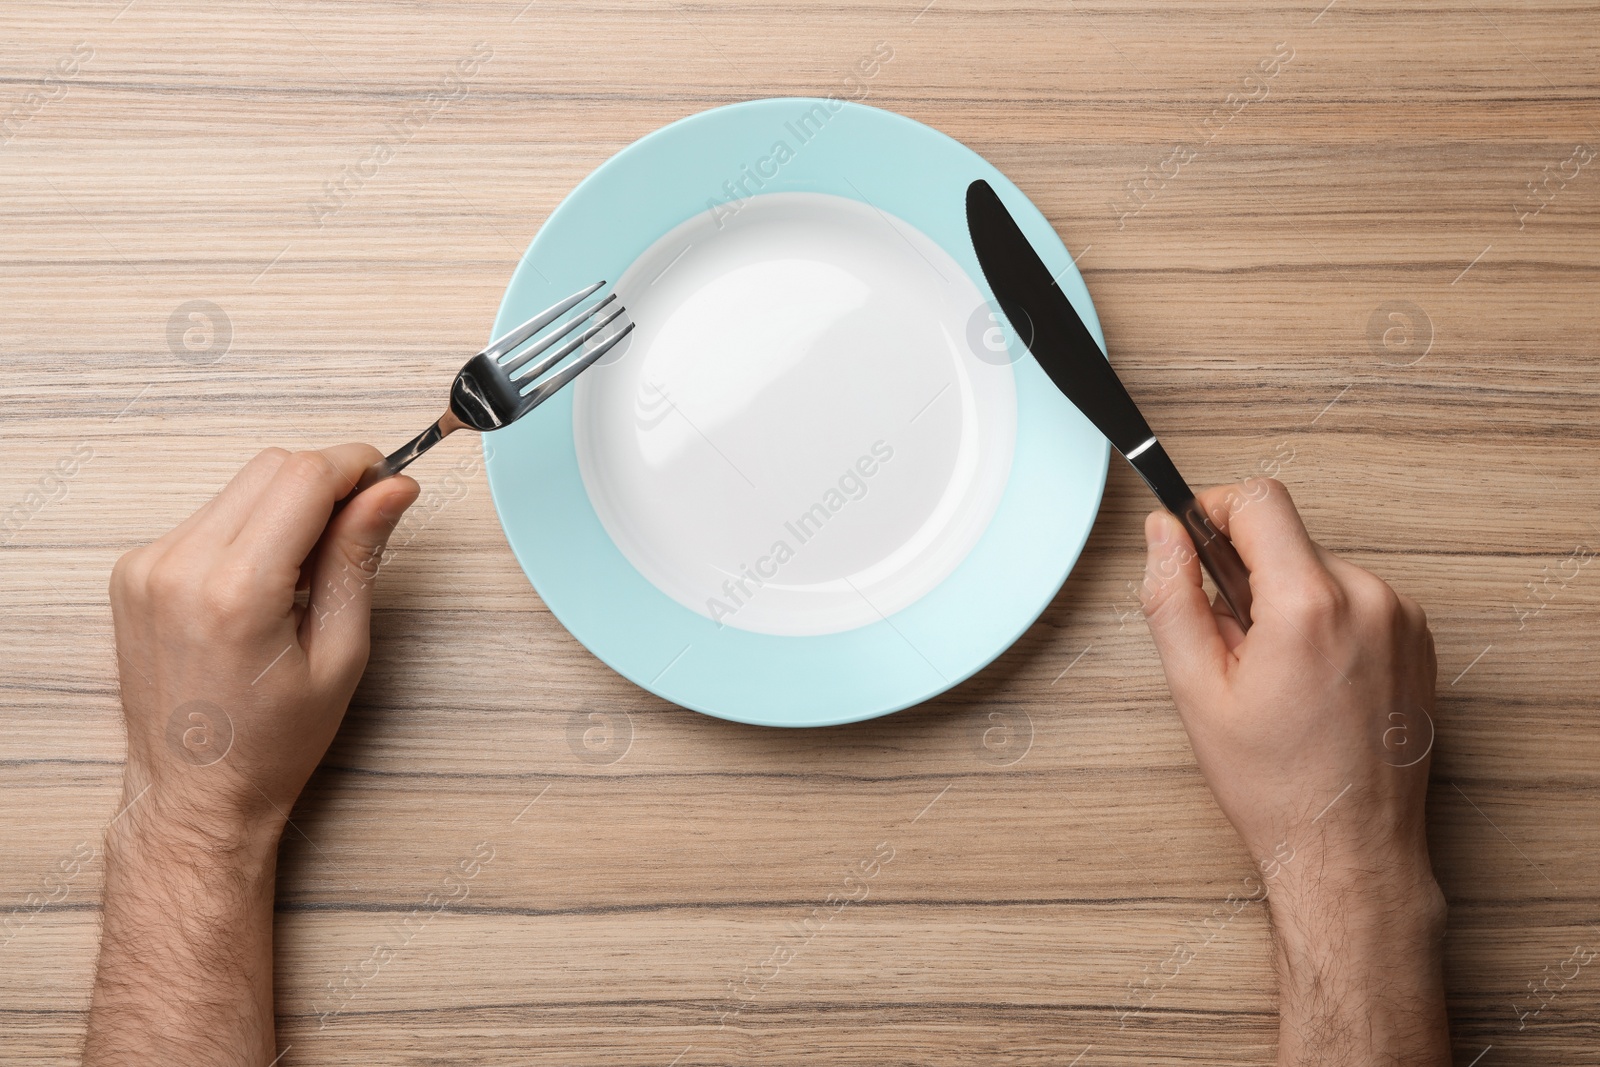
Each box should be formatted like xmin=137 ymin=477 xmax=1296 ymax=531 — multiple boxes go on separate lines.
xmin=353 ymin=281 xmax=634 ymax=493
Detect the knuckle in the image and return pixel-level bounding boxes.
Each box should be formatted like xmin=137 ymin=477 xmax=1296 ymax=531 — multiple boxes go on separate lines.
xmin=340 ymin=539 xmax=386 ymax=580
xmin=198 ymin=564 xmax=260 ymax=619
xmin=238 ymin=446 xmax=292 ymax=485
xmin=281 ymin=450 xmax=338 ymax=490
xmin=1249 ymin=477 xmax=1287 ymax=500
xmin=1351 ymin=574 xmax=1401 ymax=623
xmin=1139 ymin=572 xmax=1185 ymax=628
xmin=323 ymin=554 xmax=377 ymax=602
xmin=109 ymin=548 xmax=148 ymax=599
xmin=1139 ymin=584 xmax=1170 ymax=623
xmin=1284 ymin=573 xmax=1345 ymax=623
xmin=1397 ymin=591 xmax=1428 ymax=630
xmin=145 ymin=557 xmax=194 ymax=605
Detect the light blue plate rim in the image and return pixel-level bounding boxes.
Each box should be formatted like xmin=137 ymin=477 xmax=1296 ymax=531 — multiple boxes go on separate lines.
xmin=484 ymin=97 xmax=1110 ymax=728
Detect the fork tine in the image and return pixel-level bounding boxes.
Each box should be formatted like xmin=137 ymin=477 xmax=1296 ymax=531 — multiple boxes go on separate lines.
xmin=520 ymin=321 xmax=636 ymax=409
xmin=482 ymin=280 xmax=605 ymax=362
xmin=509 ymin=305 xmax=628 ymax=384
xmin=500 ymin=293 xmax=617 ymax=377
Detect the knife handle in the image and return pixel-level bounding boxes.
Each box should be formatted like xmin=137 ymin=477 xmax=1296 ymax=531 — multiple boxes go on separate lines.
xmin=1128 ymin=441 xmax=1254 ymax=631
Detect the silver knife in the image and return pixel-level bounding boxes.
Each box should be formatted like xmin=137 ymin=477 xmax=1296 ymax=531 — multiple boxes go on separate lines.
xmin=965 ymin=179 xmax=1253 ymax=629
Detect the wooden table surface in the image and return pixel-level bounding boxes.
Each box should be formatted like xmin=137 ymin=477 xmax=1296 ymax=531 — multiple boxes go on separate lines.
xmin=4 ymin=1 xmax=1599 ymax=1063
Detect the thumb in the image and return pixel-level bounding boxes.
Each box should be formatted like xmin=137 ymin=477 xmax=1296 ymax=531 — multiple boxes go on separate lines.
xmin=1140 ymin=509 xmax=1230 ymax=698
xmin=302 ymin=476 xmax=420 ymax=678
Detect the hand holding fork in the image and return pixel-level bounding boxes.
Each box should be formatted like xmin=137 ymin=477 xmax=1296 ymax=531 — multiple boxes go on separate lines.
xmin=352 ymin=281 xmax=634 ymax=494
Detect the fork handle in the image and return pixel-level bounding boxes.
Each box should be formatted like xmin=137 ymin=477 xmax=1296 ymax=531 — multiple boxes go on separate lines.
xmin=350 ymin=411 xmax=465 ymax=495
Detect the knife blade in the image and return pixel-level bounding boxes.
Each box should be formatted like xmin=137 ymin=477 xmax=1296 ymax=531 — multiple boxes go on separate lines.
xmin=965 ymin=178 xmax=1253 ymax=629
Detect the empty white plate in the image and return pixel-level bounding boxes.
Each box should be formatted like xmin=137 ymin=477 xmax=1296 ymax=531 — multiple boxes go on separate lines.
xmin=574 ymin=192 xmax=1016 ymax=637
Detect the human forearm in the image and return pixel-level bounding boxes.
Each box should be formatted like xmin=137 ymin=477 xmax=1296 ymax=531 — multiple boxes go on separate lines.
xmin=1267 ymin=846 xmax=1450 ymax=1064
xmin=85 ymin=792 xmax=284 ymax=1066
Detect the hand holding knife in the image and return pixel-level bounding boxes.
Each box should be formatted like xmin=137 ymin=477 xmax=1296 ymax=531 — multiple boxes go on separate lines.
xmin=965 ymin=179 xmax=1254 ymax=629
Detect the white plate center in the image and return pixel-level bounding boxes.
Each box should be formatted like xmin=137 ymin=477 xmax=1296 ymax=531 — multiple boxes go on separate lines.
xmin=573 ymin=192 xmax=1017 ymax=637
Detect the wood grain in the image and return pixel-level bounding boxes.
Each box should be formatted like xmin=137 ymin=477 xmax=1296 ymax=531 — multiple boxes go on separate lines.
xmin=3 ymin=0 xmax=1599 ymax=1063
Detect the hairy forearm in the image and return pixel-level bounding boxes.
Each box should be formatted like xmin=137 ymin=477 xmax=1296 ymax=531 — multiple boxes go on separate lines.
xmin=1269 ymin=867 xmax=1450 ymax=1066
xmin=85 ymin=792 xmax=283 ymax=1067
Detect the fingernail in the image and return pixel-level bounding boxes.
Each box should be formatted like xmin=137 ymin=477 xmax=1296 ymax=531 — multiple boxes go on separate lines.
xmin=378 ymin=492 xmax=411 ymax=523
xmin=1148 ymin=511 xmax=1173 ymax=547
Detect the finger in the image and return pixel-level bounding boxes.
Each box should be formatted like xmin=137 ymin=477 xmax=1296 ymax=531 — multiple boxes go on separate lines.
xmin=1313 ymin=543 xmax=1431 ymax=641
xmin=1211 ymin=589 xmax=1247 ymax=653
xmin=291 ymin=562 xmax=313 ymax=632
xmin=1424 ymin=628 xmax=1437 ymax=690
xmin=1396 ymin=590 xmax=1428 ymax=632
xmin=1311 ymin=541 xmax=1371 ymax=587
xmin=143 ymin=448 xmax=291 ymax=560
xmin=203 ymin=447 xmax=295 ymax=542
xmin=1190 ymin=478 xmax=1325 ymax=592
xmin=301 ymin=475 xmax=420 ymax=683
xmin=1141 ymin=509 xmax=1232 ymax=697
xmin=232 ymin=444 xmax=384 ymax=577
